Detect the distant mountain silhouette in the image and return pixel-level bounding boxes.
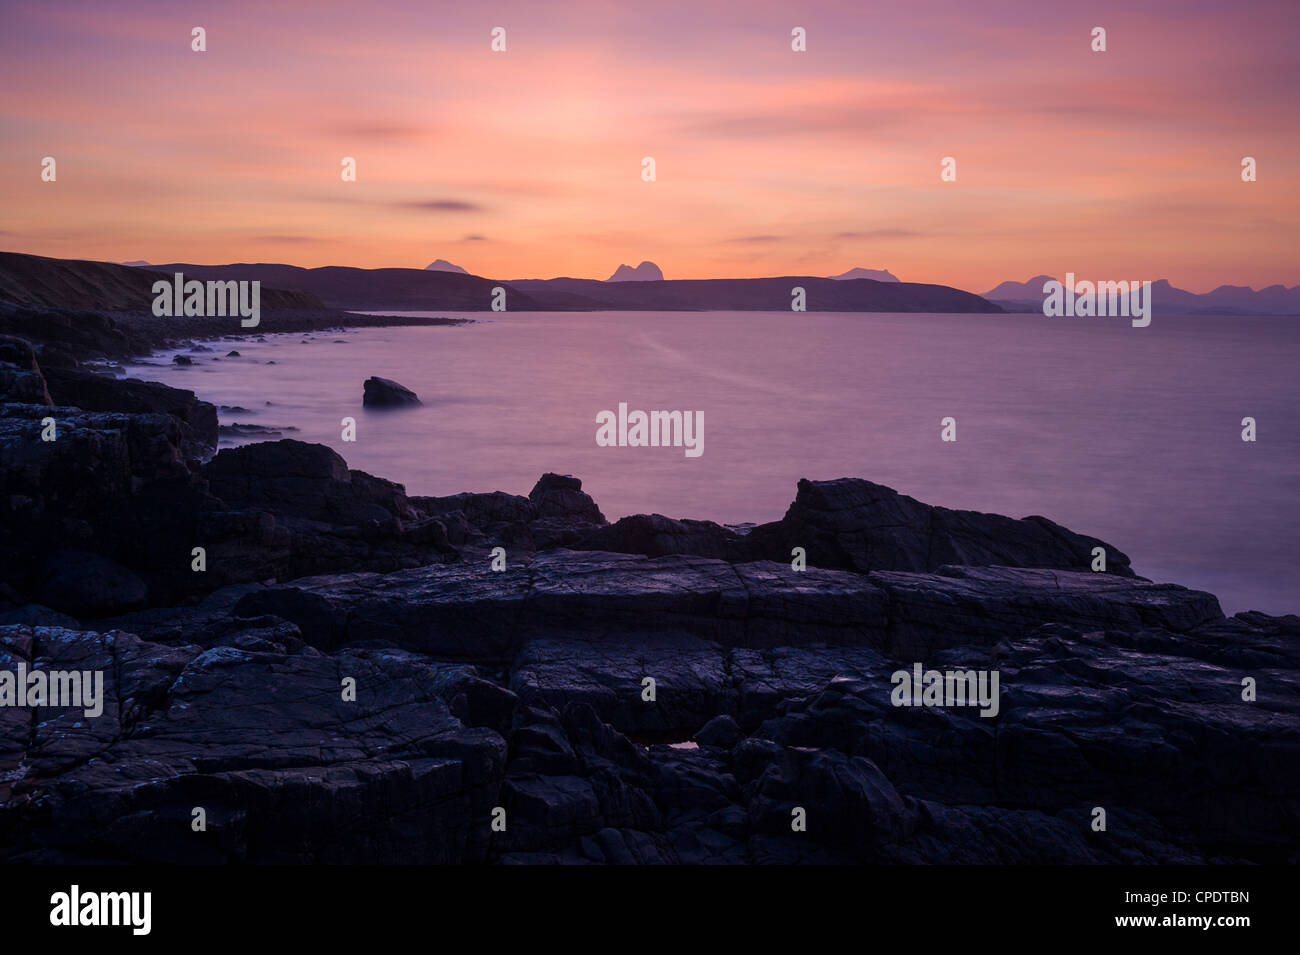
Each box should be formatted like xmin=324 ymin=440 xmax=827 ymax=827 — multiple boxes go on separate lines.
xmin=425 ymin=259 xmax=468 ymax=274
xmin=120 ymin=260 xmax=153 ymax=267
xmin=829 ymin=267 xmax=899 ymax=282
xmin=506 ymin=275 xmax=998 ymax=312
xmin=985 ymin=276 xmax=1300 ymax=315
xmin=149 ymin=265 xmax=999 ymax=311
xmin=0 ymin=252 xmax=999 ymax=312
xmin=144 ymin=262 xmax=543 ymax=311
xmin=607 ymin=261 xmax=664 ymax=282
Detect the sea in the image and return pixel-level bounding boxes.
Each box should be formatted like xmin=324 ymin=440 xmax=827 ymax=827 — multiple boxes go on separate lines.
xmin=121 ymin=310 xmax=1300 ymax=616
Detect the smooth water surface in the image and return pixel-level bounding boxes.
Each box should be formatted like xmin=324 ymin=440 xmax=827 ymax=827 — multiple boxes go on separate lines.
xmin=124 ymin=310 xmax=1300 ymax=615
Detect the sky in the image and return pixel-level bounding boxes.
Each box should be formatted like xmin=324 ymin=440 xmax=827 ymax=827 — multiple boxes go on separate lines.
xmin=1 ymin=0 xmax=1297 ymax=292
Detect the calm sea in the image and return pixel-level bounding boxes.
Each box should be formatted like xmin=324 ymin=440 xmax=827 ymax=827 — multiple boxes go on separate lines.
xmin=123 ymin=310 xmax=1300 ymax=616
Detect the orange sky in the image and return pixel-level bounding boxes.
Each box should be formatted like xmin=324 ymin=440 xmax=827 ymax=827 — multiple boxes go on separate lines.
xmin=1 ymin=0 xmax=1297 ymax=292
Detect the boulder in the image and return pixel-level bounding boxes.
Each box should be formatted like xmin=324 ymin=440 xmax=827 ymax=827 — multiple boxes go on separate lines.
xmin=529 ymin=473 xmax=605 ymax=524
xmin=363 ymin=376 xmax=421 ymax=407
xmin=205 ymin=439 xmax=407 ymax=524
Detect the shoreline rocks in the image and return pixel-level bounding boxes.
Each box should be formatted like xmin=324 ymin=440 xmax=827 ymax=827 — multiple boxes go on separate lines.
xmin=1 ymin=331 xmax=1296 ymax=865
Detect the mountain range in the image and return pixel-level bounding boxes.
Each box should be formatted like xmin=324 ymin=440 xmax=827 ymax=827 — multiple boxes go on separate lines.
xmin=985 ymin=276 xmax=1300 ymax=315
xmin=1 ymin=253 xmax=996 ymax=313
xmin=6 ymin=251 xmax=1294 ymax=316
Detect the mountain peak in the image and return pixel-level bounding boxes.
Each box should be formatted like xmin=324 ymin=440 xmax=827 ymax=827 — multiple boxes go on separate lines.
xmin=425 ymin=259 xmax=468 ymax=274
xmin=607 ymin=261 xmax=664 ymax=282
xmin=828 ymin=266 xmax=899 ymax=282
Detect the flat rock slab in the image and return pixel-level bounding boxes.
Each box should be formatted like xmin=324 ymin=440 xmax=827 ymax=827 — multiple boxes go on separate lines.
xmin=239 ymin=552 xmax=1222 ymax=663
xmin=509 ymin=635 xmax=894 ymax=737
xmin=0 ymin=625 xmax=505 ymax=863
xmin=870 ymin=565 xmax=1224 ymax=656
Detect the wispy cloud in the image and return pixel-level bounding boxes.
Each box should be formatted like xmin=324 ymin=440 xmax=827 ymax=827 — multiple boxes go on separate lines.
xmin=837 ymin=229 xmax=923 ymax=239
xmin=394 ymin=200 xmax=485 ymax=213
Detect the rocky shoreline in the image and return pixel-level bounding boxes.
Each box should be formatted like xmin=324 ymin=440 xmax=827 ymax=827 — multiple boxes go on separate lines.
xmin=1 ymin=328 xmax=1297 ymax=864
xmin=0 ymin=300 xmax=470 ymax=369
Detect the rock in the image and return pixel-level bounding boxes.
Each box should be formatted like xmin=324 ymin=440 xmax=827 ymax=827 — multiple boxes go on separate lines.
xmin=412 ymin=476 xmax=606 ymax=552
xmin=200 ymin=440 xmax=455 ymax=583
xmin=870 ymin=564 xmax=1222 ymax=656
xmin=745 ymin=478 xmax=1134 ymax=576
xmin=241 ymin=552 xmax=888 ymax=661
xmin=0 ymin=603 xmax=80 ymax=629
xmin=0 ymin=625 xmax=506 ymax=863
xmin=31 ymin=343 xmax=80 ymax=370
xmin=747 ymin=747 xmax=915 ymax=857
xmin=219 ymin=422 xmax=299 ymax=439
xmin=575 ymin=513 xmax=737 ymax=559
xmin=172 ymin=355 xmax=193 ymax=366
xmin=225 ymin=350 xmax=241 ymax=357
xmin=37 ymin=549 xmax=148 ymax=617
xmin=416 ymin=490 xmax=536 ymax=529
xmin=235 ymin=550 xmax=1227 ymax=668
xmin=695 ymin=715 xmax=743 ymax=749
xmin=0 ymin=336 xmax=53 ymax=405
xmin=3 ymin=353 xmax=1296 ymax=867
xmin=363 ymin=376 xmax=421 ymax=407
xmin=0 ymin=304 xmax=142 ymax=360
xmin=206 ymin=439 xmax=402 ymax=523
xmin=529 ymin=473 xmax=605 ymax=526
xmin=510 ymin=636 xmax=893 ymax=737
xmin=42 ymin=365 xmax=218 ymax=457
xmin=748 ymin=615 xmax=1300 ymax=863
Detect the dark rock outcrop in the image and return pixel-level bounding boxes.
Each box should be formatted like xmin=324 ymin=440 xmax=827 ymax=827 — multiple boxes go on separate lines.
xmin=37 ymin=549 xmax=148 ymax=617
xmin=236 ymin=555 xmax=1219 ymax=665
xmin=42 ymin=364 xmax=217 ymax=457
xmin=363 ymin=376 xmax=421 ymax=407
xmin=574 ymin=513 xmax=736 ymax=559
xmin=745 ymin=477 xmax=1133 ymax=576
xmin=0 ymin=336 xmax=53 ymax=405
xmin=413 ymin=474 xmax=606 ymax=552
xmin=0 ymin=625 xmax=505 ymax=863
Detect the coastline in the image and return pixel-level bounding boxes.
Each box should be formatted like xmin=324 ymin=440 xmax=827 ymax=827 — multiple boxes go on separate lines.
xmin=2 ymin=324 xmax=1298 ymax=864
xmin=0 ymin=300 xmax=471 ymax=366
